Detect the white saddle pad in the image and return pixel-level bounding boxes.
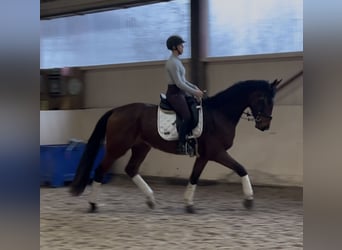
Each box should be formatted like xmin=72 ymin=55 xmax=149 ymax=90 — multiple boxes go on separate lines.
xmin=157 ymin=106 xmax=203 ymax=141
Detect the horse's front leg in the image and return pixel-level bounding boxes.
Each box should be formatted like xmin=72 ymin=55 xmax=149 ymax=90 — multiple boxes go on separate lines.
xmin=184 ymin=156 xmax=208 ymax=213
xmin=213 ymin=151 xmax=254 ymax=209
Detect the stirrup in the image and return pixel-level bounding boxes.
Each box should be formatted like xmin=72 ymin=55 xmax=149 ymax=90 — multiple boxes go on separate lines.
xmin=185 ymin=137 xmax=197 ymax=157
xmin=186 ymin=142 xmax=195 ymax=157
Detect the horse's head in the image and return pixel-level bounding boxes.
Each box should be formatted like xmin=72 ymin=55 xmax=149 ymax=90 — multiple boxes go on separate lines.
xmin=249 ymin=79 xmax=281 ymax=131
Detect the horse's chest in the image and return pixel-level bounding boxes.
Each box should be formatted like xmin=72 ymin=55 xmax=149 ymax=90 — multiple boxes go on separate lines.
xmin=222 ymin=135 xmax=234 ymax=149
xmin=207 ymin=129 xmax=234 ymax=150
xmin=218 ymin=127 xmax=235 ymax=149
xmin=206 ymin=112 xmax=236 ymax=149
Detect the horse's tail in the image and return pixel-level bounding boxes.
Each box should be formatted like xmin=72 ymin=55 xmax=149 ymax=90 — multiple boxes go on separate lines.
xmin=69 ymin=110 xmax=113 ymax=196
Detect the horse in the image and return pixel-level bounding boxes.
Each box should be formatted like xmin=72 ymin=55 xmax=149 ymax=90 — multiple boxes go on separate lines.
xmin=70 ymin=79 xmax=282 ymax=213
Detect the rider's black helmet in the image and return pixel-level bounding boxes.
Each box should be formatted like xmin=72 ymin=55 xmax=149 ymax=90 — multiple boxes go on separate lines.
xmin=166 ymin=35 xmax=185 ymax=50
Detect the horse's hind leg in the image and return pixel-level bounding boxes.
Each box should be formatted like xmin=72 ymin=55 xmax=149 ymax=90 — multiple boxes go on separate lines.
xmin=88 ymin=150 xmax=126 ymax=213
xmin=124 ymin=143 xmax=155 ymax=209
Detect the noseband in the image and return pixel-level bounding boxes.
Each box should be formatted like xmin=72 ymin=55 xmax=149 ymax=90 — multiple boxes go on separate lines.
xmin=242 ymin=111 xmax=272 ymax=122
xmin=255 ymin=112 xmax=272 ymax=122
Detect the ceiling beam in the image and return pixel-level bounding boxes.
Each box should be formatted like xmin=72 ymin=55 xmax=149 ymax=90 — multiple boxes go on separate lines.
xmin=41 ymin=0 xmax=172 ymax=20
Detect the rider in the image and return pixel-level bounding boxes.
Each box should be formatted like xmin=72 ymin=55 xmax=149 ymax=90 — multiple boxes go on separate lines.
xmin=165 ymin=35 xmax=204 ymax=154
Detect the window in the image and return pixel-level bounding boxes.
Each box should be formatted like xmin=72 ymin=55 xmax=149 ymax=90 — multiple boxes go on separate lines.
xmin=208 ymin=0 xmax=303 ymax=57
xmin=40 ymin=0 xmax=303 ymax=68
xmin=40 ymin=0 xmax=190 ymax=68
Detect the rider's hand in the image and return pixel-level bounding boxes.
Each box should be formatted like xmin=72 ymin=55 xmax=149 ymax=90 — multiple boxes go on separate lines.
xmin=195 ymin=90 xmax=204 ymax=98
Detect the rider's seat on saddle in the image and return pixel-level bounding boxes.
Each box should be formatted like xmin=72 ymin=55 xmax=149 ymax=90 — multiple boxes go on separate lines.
xmin=159 ymin=93 xmax=173 ymax=111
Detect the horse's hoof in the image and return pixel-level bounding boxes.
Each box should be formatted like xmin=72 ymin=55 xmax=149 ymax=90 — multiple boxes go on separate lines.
xmin=185 ymin=205 xmax=196 ymax=214
xmin=88 ymin=202 xmax=98 ymax=213
xmin=146 ymin=200 xmax=155 ymax=209
xmin=69 ymin=186 xmax=85 ymax=197
xmin=243 ymin=199 xmax=254 ymax=210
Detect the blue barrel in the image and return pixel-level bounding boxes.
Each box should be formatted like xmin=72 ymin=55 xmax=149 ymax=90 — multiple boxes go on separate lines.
xmin=40 ymin=142 xmax=106 ymax=187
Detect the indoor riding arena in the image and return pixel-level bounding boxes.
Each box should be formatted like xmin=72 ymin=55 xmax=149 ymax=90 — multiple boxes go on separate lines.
xmin=40 ymin=0 xmax=303 ymax=249
xmin=41 ymin=177 xmax=302 ymax=250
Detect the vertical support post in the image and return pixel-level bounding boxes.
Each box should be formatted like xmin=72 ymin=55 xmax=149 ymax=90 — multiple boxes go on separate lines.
xmin=190 ymin=0 xmax=208 ymax=91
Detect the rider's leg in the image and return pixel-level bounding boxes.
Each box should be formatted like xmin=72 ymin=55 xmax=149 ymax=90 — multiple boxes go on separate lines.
xmin=166 ymin=93 xmax=192 ymax=154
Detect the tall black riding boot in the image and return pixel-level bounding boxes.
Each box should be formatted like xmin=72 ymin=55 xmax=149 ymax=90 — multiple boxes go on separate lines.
xmin=176 ymin=120 xmax=187 ymax=154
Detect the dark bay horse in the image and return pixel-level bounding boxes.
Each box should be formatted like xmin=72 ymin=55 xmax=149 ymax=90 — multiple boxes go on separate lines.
xmin=70 ymin=79 xmax=281 ymax=213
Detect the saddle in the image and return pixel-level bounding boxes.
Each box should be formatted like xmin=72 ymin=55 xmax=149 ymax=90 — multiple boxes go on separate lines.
xmin=159 ymin=94 xmax=200 ymax=129
xmin=157 ymin=94 xmax=203 ymax=156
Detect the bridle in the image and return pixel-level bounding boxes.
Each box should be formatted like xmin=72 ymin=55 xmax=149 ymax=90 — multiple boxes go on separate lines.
xmin=242 ymin=111 xmax=272 ymax=122
xmin=255 ymin=111 xmax=273 ymax=122
xmin=242 ymin=95 xmax=273 ymax=122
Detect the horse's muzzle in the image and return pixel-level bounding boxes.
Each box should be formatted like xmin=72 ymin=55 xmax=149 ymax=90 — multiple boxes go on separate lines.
xmin=256 ymin=123 xmax=270 ymax=131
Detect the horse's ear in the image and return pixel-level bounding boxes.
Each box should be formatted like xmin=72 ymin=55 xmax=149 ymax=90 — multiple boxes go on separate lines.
xmin=271 ymin=78 xmax=282 ymax=89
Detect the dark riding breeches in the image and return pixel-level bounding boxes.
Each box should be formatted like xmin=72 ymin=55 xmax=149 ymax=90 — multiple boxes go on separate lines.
xmin=166 ymin=85 xmax=192 ymax=143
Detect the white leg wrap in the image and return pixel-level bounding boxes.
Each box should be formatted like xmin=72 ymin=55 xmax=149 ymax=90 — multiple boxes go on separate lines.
xmin=184 ymin=183 xmax=197 ymax=206
xmin=242 ymin=175 xmax=254 ymax=200
xmin=132 ymin=174 xmax=154 ymax=201
xmin=89 ymin=181 xmax=102 ymax=204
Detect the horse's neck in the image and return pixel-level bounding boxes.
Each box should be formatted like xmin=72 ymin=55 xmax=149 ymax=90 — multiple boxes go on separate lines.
xmin=224 ymin=103 xmax=248 ymax=125
xmin=206 ymin=97 xmax=249 ymax=125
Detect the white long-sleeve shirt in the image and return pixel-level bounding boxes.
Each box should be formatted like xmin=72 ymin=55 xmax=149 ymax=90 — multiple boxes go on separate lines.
xmin=165 ymin=54 xmax=199 ymax=95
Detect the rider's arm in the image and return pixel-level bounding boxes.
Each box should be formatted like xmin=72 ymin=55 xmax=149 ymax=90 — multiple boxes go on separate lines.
xmin=167 ymin=61 xmax=199 ymax=95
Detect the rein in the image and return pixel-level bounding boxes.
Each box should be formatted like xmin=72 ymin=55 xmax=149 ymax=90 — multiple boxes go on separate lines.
xmin=241 ymin=111 xmax=272 ymax=122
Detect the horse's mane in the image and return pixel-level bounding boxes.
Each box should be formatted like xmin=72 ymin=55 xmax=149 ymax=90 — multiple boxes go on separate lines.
xmin=204 ymin=80 xmax=274 ymax=108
